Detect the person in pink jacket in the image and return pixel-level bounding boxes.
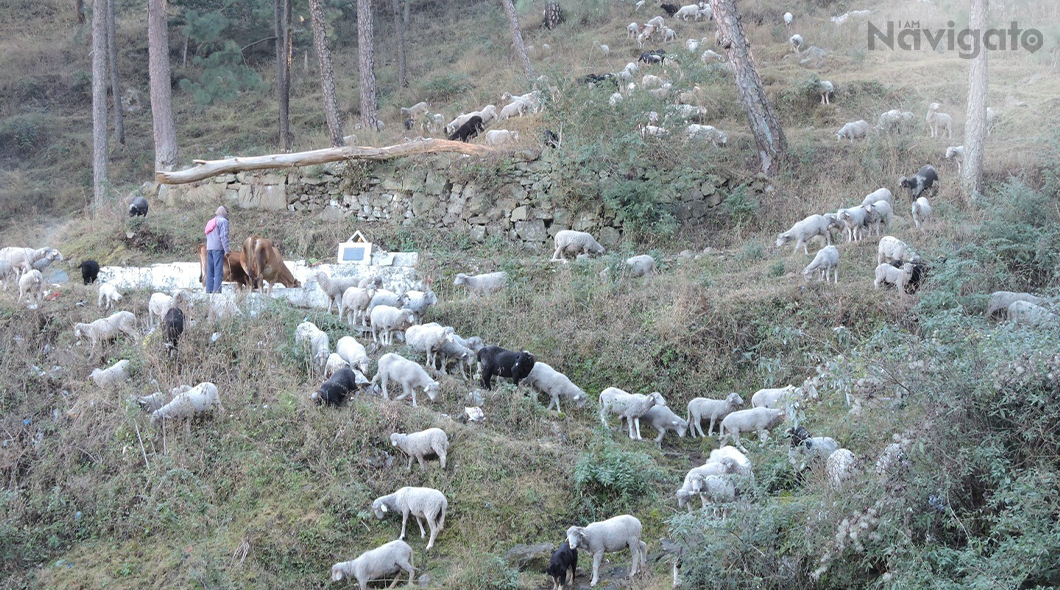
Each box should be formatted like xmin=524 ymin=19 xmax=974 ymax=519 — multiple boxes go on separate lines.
xmin=204 ymin=206 xmax=230 ymax=293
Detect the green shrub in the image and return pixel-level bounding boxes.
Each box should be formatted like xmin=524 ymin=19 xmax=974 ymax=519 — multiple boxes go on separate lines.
xmin=178 ymin=41 xmax=267 ymax=107
xmin=419 ymin=73 xmax=473 ymax=103
xmin=573 ymin=434 xmax=663 ymax=518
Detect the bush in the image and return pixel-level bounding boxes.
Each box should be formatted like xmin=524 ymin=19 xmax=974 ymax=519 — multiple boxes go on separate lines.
xmin=573 ymin=434 xmax=664 ymax=518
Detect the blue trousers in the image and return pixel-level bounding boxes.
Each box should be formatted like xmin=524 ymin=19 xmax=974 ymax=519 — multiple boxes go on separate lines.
xmin=206 ymin=249 xmax=225 ymax=293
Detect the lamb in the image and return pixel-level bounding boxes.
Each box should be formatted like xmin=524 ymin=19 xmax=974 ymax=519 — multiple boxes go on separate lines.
xmin=985 ymin=291 xmax=1044 ymax=319
xmin=551 ymin=230 xmax=606 ymax=261
xmin=890 ymin=260 xmax=926 ymax=294
xmin=150 ymin=382 xmax=222 ymax=432
xmin=546 ymin=540 xmax=578 ymax=590
xmin=400 ymin=101 xmax=429 ymax=118
xmin=673 ymin=4 xmax=699 ymax=20
xmin=404 ymin=323 xmax=455 ymax=368
xmin=477 ymin=345 xmax=535 ymax=390
xmin=340 ymin=285 xmax=377 ymax=327
xmin=367 ymin=288 xmax=405 ymax=315
xmin=370 ymin=306 xmax=417 ymax=346
xmin=926 ymin=102 xmax=953 ymax=138
xmin=1006 ymin=300 xmax=1059 ymax=327
xmin=945 ymin=145 xmax=965 ymax=174
xmin=74 ymin=311 xmax=138 ymax=347
xmin=686 ymin=124 xmax=728 ymax=147
xmin=838 ymin=206 xmax=870 ymax=242
xmin=312 ymin=367 xmax=365 ymax=405
xmin=802 ymin=245 xmax=839 ymax=283
xmin=836 ymin=120 xmax=870 ymax=143
xmin=371 ymin=353 xmax=440 ymax=407
xmin=899 ymin=165 xmax=940 ymax=201
xmin=436 ymin=338 xmax=475 ymax=379
xmin=315 ymin=272 xmax=361 ymax=314
xmin=335 ymin=336 xmax=370 ymax=374
xmin=686 ymin=393 xmax=744 ymax=438
xmin=874 ymin=263 xmax=915 ymax=293
xmin=638 ymin=404 xmax=688 ymax=447
xmin=485 ymin=129 xmax=519 ymax=146
xmin=818 ymin=80 xmax=834 ymax=105
xmin=750 ymin=385 xmax=798 ymax=409
xmin=148 ymin=290 xmax=190 ymax=328
xmin=627 ymin=22 xmax=639 ymax=39
xmin=877 ymin=109 xmax=916 ymax=133
xmin=17 ymin=269 xmax=45 ymax=305
xmin=776 ymin=214 xmax=831 ymax=254
xmin=866 ymin=200 xmax=893 ymax=236
xmin=330 ymin=540 xmax=416 ymax=590
xmin=295 ymin=321 xmax=331 ymax=373
xmin=789 ymin=34 xmax=804 ymax=53
xmin=522 ymin=361 xmax=587 ymax=412
xmin=859 ymin=187 xmax=894 ymax=208
xmin=90 ymin=359 xmax=131 ymax=390
xmin=128 ymin=196 xmax=149 ymax=217
xmin=718 ymin=407 xmax=787 ymax=450
xmin=625 ymin=254 xmax=655 ymax=277
xmin=826 ymin=448 xmax=857 ymax=488
xmin=79 ymin=260 xmax=100 ymax=285
xmin=598 ymin=387 xmax=666 ymax=440
xmin=371 ymin=486 xmax=448 ymax=550
xmin=390 ymin=427 xmax=449 ymax=470
xmin=877 ymin=236 xmax=921 ymax=265
xmin=565 ymin=515 xmax=646 ymax=587
xmin=453 ymin=271 xmax=508 ymax=298
xmin=911 ymin=197 xmax=932 ymax=229
xmin=97 ymin=283 xmax=123 ymax=310
xmin=324 ymin=353 xmax=349 ymax=377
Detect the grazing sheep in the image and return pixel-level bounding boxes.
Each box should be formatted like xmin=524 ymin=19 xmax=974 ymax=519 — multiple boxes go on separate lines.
xmin=551 ymin=230 xmax=605 ymax=261
xmin=638 ymin=404 xmax=688 ymax=447
xmin=776 ymin=214 xmax=831 ymax=254
xmin=335 ymin=336 xmax=370 ymax=375
xmin=405 ymin=323 xmax=455 ymax=368
xmin=547 ymin=540 xmax=578 ymax=590
xmin=911 ymin=197 xmax=932 ymax=229
xmin=877 ymin=109 xmax=914 ymax=132
xmin=311 ymin=367 xmax=364 ymax=405
xmin=163 ymin=307 xmax=184 ymax=352
xmin=708 ymin=446 xmax=753 ymax=476
xmin=718 ymin=407 xmax=787 ymax=450
xmin=686 ymin=393 xmax=744 ymax=438
xmin=945 ymin=145 xmax=965 ymax=174
xmin=926 ymin=102 xmax=953 ymax=138
xmin=641 ymin=123 xmax=668 ymax=136
xmin=836 ymin=120 xmax=870 ymax=143
xmin=784 ymin=11 xmax=793 ymax=25
xmin=673 ymin=4 xmax=698 ymax=19
xmin=477 ymin=346 xmax=535 ymax=390
xmin=367 ymin=288 xmax=405 ymax=316
xmin=838 ymin=206 xmax=870 ymax=242
xmin=789 ymin=34 xmax=804 ymax=53
xmin=128 ymin=196 xmax=149 ymax=217
xmin=688 ymin=474 xmax=736 ymax=514
xmin=485 ymin=129 xmax=520 ymax=146
xmin=390 ymin=427 xmax=449 ymax=470
xmin=437 ymin=338 xmax=475 ymax=379
xmin=802 ymin=245 xmax=840 ymax=283
xmin=371 ymin=486 xmax=448 ymax=550
xmin=599 ymin=387 xmax=666 ymax=440
xmin=866 ymin=200 xmax=893 ymax=236
xmin=985 ymin=291 xmax=1044 ymax=319
xmin=148 ymin=290 xmax=190 ymax=328
xmin=74 ymin=311 xmax=138 ymax=347
xmin=324 ymin=353 xmax=349 ymax=377
xmin=90 ymin=359 xmax=131 ymax=390
xmin=566 ymin=515 xmax=646 ymax=587
xmin=135 ymin=385 xmax=189 ymax=413
xmin=788 ymin=430 xmax=840 ymax=473
xmin=330 ymin=540 xmax=416 ymax=590
xmin=371 ymin=353 xmax=440 ymax=407
xmin=359 ymin=275 xmax=383 ymax=289
xmin=686 ymin=124 xmax=728 ymax=146
xmin=522 ymin=361 xmax=587 ymax=412
xmin=874 ymin=263 xmax=915 ymax=293
xmin=818 ymin=80 xmax=834 ymax=105
xmin=750 ymin=385 xmax=798 ymax=409
xmin=625 ymin=255 xmax=655 ymax=277
xmin=859 ymin=187 xmax=894 ymax=208
xmin=0 ymin=247 xmax=62 ymax=278
xmin=400 ymin=101 xmax=429 ymax=118
xmin=448 ymin=115 xmax=484 ymax=142
xmin=676 ymin=459 xmax=735 ymax=511
xmin=97 ymin=283 xmax=123 ymax=310
xmin=899 ymin=165 xmax=940 ymax=201
xmin=826 ymin=448 xmax=857 ymax=488
xmin=295 ymin=321 xmax=331 ymax=373
xmin=370 ymin=306 xmax=417 ymax=346
xmin=986 ymin=107 xmax=998 ymax=135
xmin=877 ymin=236 xmax=921 ymax=265
xmin=1006 ymin=300 xmax=1059 ymax=327
xmin=150 ymin=382 xmax=222 ymax=432
xmin=17 ymin=269 xmax=45 ymax=305
xmin=79 ymin=260 xmax=100 ymax=285
xmin=340 ymin=285 xmax=377 ymax=327
xmin=700 ymin=49 xmax=724 ymax=63
xmin=890 ymin=260 xmax=926 ymax=294
xmin=453 ymin=271 xmax=508 ymax=298
xmin=400 ymin=289 xmax=438 ymax=322
xmin=315 ymin=271 xmax=361 ymax=314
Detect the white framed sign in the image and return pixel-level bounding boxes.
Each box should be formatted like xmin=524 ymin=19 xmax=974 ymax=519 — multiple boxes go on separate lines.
xmin=337 ymin=231 xmax=372 ymax=265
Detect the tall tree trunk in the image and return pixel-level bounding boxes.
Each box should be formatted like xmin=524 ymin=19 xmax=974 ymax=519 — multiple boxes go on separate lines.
xmin=500 ymin=0 xmax=534 ymax=81
xmin=308 ymin=0 xmax=346 ymax=146
xmin=962 ymin=0 xmax=988 ymax=196
xmin=76 ymin=0 xmax=85 ymax=24
xmin=91 ymin=0 xmax=109 ymax=205
xmin=148 ymin=0 xmax=178 ymax=170
xmin=357 ymin=0 xmax=379 ymax=131
xmin=275 ymin=0 xmax=292 ymax=150
xmin=710 ymin=0 xmax=787 ymax=176
xmin=391 ymin=0 xmax=407 ymax=88
xmin=402 ymin=0 xmax=409 ymax=27
xmin=106 ymin=0 xmax=125 ymax=145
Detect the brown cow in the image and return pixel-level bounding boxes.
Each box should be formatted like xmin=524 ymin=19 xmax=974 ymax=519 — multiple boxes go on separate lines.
xmin=197 ymin=244 xmax=251 ymax=289
xmin=241 ymin=235 xmax=302 ymax=295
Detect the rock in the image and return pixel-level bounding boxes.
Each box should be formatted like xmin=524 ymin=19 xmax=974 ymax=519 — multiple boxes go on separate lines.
xmin=599 ymin=226 xmax=621 ymax=247
xmin=678 ymin=250 xmax=694 ymax=258
xmin=511 ymin=205 xmax=528 ymax=222
xmin=572 ymin=211 xmax=598 ymax=232
xmin=799 ymin=46 xmax=827 ymax=68
xmin=238 ymin=184 xmax=287 ymax=211
xmin=705 ymin=191 xmax=724 ymax=208
xmin=417 ymin=574 xmax=431 ymax=586
xmin=424 ymin=170 xmax=448 ymax=195
xmin=504 ymin=543 xmax=554 ymax=572
xmin=515 ymin=219 xmax=547 ymax=242
xmin=180 ymin=181 xmax=227 ymax=205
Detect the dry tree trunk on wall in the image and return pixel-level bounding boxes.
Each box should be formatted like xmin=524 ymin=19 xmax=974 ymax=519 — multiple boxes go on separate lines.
xmin=392 ymin=0 xmax=407 ymax=88
xmin=357 ymin=0 xmax=379 ymax=131
xmin=710 ymin=0 xmax=787 ymax=176
xmin=148 ymin=0 xmax=178 ymax=170
xmin=106 ymin=0 xmax=124 ymax=145
xmin=500 ymin=0 xmax=534 ymax=82
xmin=275 ymin=0 xmax=292 ymax=150
xmin=308 ymin=0 xmax=346 ymax=147
xmin=962 ymin=0 xmax=988 ymax=196
xmin=92 ymin=0 xmax=109 ymax=205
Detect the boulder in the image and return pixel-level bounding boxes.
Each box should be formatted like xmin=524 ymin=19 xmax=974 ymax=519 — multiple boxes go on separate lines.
xmin=515 ymin=219 xmax=547 ymax=242
xmin=503 ymin=543 xmax=554 ymax=572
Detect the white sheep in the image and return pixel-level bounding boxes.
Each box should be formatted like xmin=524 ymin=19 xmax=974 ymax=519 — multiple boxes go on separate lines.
xmin=646 ymin=15 xmax=664 ymax=28
xmin=453 ymin=271 xmax=508 ymax=298
xmin=789 ymin=34 xmax=804 ymax=53
xmin=552 ymin=230 xmax=606 ymax=262
xmin=826 ymin=448 xmax=857 ymax=488
xmin=911 ymin=197 xmax=932 ymax=229
xmin=371 ymin=486 xmax=448 ymax=550
xmin=641 ymin=123 xmax=668 ymax=136
xmin=97 ymin=283 xmax=123 ymax=310
xmin=685 ymin=38 xmax=700 ymax=53
xmin=484 ymin=129 xmax=519 ymax=146
xmin=750 ymin=385 xmax=798 ymax=409
xmin=866 ymin=200 xmax=893 ymax=236
xmin=566 ymin=515 xmax=646 ymax=587
xmin=315 ymin=272 xmax=361 ymax=314
xmin=340 ymin=285 xmax=377 ymax=327
xmin=74 ymin=310 xmax=138 ymax=348
xmin=926 ymin=102 xmax=953 ymax=138
xmin=371 ymin=353 xmax=439 ymax=407
xmin=818 ymin=80 xmax=834 ymax=105
xmin=877 ymin=236 xmax=920 ymax=265
xmin=437 ymin=338 xmax=475 ymax=379
xmin=877 ymin=109 xmax=916 ymax=133
xmin=90 ymin=359 xmax=130 ymax=390
xmin=150 ymin=382 xmax=222 ymax=432
xmin=700 ymin=49 xmax=723 ymax=63
xmin=686 ymin=124 xmax=727 ymax=147
xmin=874 ymin=263 xmax=915 ymax=293
xmin=836 ymin=120 xmax=870 ymax=143
xmin=788 ymin=435 xmax=839 ymax=472
xmin=370 ymin=306 xmax=417 ymax=346
xmin=784 ymin=11 xmax=793 ymax=25
xmin=330 ymin=540 xmax=416 ymax=590
xmin=598 ymin=387 xmax=666 ymax=440
xmin=945 ymin=145 xmax=965 ymax=174
xmin=0 ymin=259 xmax=13 ymax=290
xmin=686 ymin=393 xmax=744 ymax=438
xmin=697 ymin=4 xmax=712 ymax=19
xmin=676 ymin=460 xmax=733 ymax=511
xmin=690 ymin=474 xmax=736 ymax=515
xmin=522 ymin=361 xmax=587 ymax=412
xmin=335 ymin=336 xmax=370 ymax=374
xmin=325 ymin=353 xmax=350 ymax=377
xmin=838 ymin=206 xmax=869 ymax=242
xmin=625 ymin=255 xmax=655 ymax=277
xmin=985 ymin=291 xmax=1043 ymax=319
xmin=638 ymin=405 xmax=688 ymax=447
xmin=609 ymin=92 xmax=624 ymax=108
xmin=1006 ymin=300 xmax=1059 ymax=327
xmin=708 ymin=446 xmax=753 ymax=476
xmin=497 ymin=99 xmax=530 ymax=122
xmin=390 ymin=427 xmax=449 ymax=470
xmin=17 ymin=269 xmax=45 ymax=305
xmin=627 ymin=22 xmax=639 ymax=39
xmin=718 ymin=407 xmax=787 ymax=451
xmin=859 ymin=187 xmax=894 ymax=208
xmin=776 ymin=214 xmax=831 ymax=255
xmin=368 ymin=289 xmax=405 ymax=314
xmin=148 ymin=290 xmax=190 ymax=328
xmin=802 ymin=245 xmax=840 ymax=283
xmin=673 ymin=4 xmax=699 ymax=19
xmin=0 ymin=247 xmax=62 ymax=278
xmin=295 ymin=321 xmax=330 ymax=372
xmin=400 ymin=101 xmax=429 ymax=118
xmin=404 ymin=323 xmax=455 ymax=368
xmin=986 ymin=106 xmax=998 ymax=135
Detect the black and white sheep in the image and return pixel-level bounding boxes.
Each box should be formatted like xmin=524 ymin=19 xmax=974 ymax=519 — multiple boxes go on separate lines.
xmin=551 ymin=230 xmax=605 ymax=261
xmin=330 ymin=540 xmax=416 ymax=590
xmin=371 ymin=353 xmax=440 ymax=406
xmin=899 ymin=165 xmax=939 ymax=201
xmin=546 ymin=540 xmax=578 ymax=590
xmin=448 ymin=115 xmax=484 ymax=142
xmin=79 ymin=260 xmax=100 ymax=285
xmin=128 ymin=196 xmax=149 ymax=217
xmin=477 ymin=345 xmax=535 ymax=390
xmin=686 ymin=392 xmax=744 ymax=438
xmin=390 ymin=427 xmax=449 ymax=470
xmin=311 ymin=367 xmax=363 ymax=406
xmin=566 ymin=515 xmax=646 ymax=587
xmin=453 ymin=272 xmax=508 ymax=298
xmin=372 ymin=486 xmax=448 ymax=550
xmin=522 ymin=361 xmax=587 ymax=412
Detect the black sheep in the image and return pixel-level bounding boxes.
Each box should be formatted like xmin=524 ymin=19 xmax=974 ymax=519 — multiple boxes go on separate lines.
xmin=404 ymin=117 xmax=415 ymax=131
xmin=543 ymin=129 xmax=560 ymax=149
xmin=546 ymin=540 xmax=578 ymax=590
xmin=638 ymin=49 xmax=667 ymax=64
xmin=312 ymin=367 xmax=360 ymax=406
xmin=79 ymin=260 xmax=100 ymax=285
xmin=476 ymin=345 xmax=535 ymax=390
xmin=787 ymin=425 xmax=812 ymax=447
xmin=899 ymin=165 xmax=939 ymax=201
xmin=163 ymin=307 xmax=184 ymax=352
xmin=890 ymin=259 xmax=926 ymax=293
xmin=448 ymin=115 xmax=484 ymax=143
xmin=579 ymin=73 xmax=617 ymax=86
xmin=660 ymin=3 xmax=679 ymax=16
xmin=128 ymin=196 xmax=149 ymax=217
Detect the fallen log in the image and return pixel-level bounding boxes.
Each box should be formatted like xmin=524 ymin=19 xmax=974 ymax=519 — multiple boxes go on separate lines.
xmin=155 ymin=138 xmax=490 ymax=185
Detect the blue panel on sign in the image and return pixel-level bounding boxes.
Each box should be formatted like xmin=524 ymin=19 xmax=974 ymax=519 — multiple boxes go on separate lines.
xmin=341 ymin=246 xmax=366 ymax=261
